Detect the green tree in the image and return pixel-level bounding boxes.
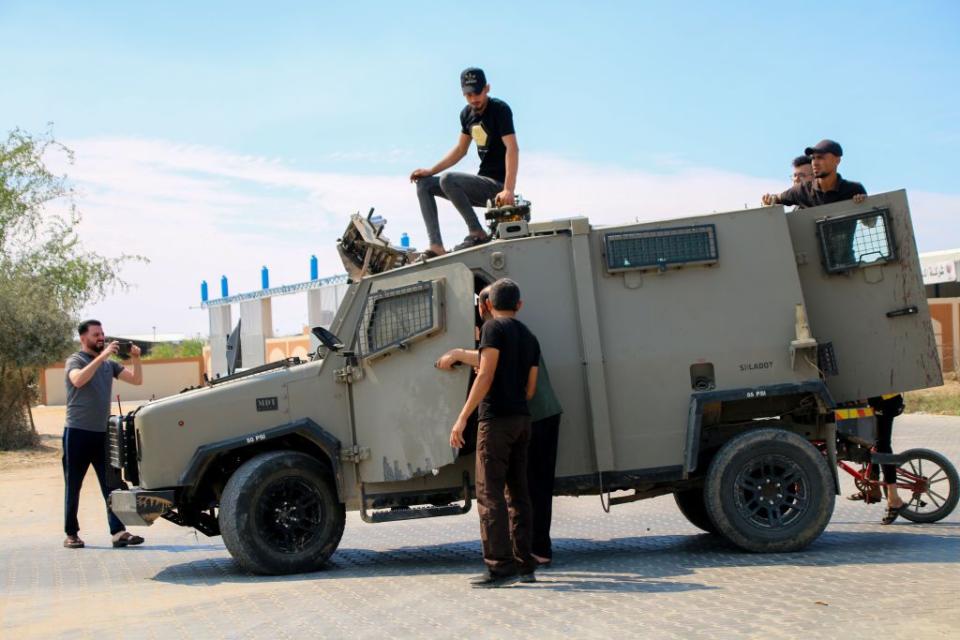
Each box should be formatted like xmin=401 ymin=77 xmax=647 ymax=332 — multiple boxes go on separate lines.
xmin=145 ymin=338 xmax=205 ymax=360
xmin=0 ymin=127 xmax=139 ymax=449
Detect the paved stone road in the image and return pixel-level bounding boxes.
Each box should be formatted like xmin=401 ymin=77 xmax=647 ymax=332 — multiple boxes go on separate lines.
xmin=2 ymin=415 xmax=958 ymax=639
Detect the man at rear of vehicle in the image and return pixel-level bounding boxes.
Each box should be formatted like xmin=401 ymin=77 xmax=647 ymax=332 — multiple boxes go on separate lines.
xmin=761 ymin=140 xmax=906 ymax=523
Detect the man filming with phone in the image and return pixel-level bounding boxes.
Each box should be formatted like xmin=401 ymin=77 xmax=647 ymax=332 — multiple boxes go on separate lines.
xmin=62 ymin=320 xmax=145 ymax=549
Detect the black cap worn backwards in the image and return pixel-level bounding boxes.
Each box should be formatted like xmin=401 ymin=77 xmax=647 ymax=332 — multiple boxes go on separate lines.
xmin=804 ymin=139 xmax=843 ymax=157
xmin=460 ymin=67 xmax=487 ymax=95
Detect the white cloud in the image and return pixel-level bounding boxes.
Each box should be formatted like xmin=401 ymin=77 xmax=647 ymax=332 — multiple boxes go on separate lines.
xmin=48 ymin=137 xmax=960 ymax=337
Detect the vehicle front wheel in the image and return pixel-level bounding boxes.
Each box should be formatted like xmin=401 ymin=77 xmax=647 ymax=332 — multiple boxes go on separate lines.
xmin=219 ymin=450 xmax=345 ymax=575
xmin=705 ymin=428 xmax=834 ymax=553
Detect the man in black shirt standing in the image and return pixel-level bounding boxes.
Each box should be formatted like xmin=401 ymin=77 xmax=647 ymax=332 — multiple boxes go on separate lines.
xmin=410 ymin=67 xmax=519 ymax=256
xmin=448 ymin=278 xmax=539 ymax=587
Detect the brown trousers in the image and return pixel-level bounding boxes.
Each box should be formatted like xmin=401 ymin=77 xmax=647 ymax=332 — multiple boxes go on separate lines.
xmin=476 ymin=415 xmax=535 ymax=576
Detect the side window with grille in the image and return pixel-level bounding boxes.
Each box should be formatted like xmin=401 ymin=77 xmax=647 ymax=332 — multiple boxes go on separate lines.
xmin=816 ymin=209 xmax=896 ymax=274
xmin=356 ymin=280 xmax=444 ymax=359
xmin=603 ymin=224 xmax=719 ymax=273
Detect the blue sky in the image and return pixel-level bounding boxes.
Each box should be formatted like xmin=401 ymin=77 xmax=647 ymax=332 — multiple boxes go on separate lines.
xmin=2 ymin=2 xmax=958 ymax=334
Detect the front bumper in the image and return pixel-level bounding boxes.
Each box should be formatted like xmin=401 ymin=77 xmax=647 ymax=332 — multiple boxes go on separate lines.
xmin=109 ymin=489 xmax=175 ymax=527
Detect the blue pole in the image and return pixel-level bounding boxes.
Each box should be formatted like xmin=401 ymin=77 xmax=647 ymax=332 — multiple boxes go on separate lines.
xmin=201 ymin=280 xmax=209 ymax=302
xmin=310 ymin=255 xmax=319 ymax=280
xmin=221 ymin=275 xmax=229 ymax=298
xmin=261 ymin=266 xmax=269 ymax=290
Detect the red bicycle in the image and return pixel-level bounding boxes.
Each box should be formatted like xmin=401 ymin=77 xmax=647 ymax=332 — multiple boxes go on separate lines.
xmin=835 ymin=444 xmax=959 ymax=523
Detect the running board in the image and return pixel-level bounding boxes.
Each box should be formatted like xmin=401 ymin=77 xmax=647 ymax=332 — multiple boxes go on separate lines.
xmin=360 ymin=472 xmax=472 ymax=524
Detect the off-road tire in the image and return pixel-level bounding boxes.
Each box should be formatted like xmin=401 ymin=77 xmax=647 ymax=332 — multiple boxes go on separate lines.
xmin=219 ymin=450 xmax=345 ymax=575
xmin=673 ymin=488 xmax=718 ymax=535
xmin=705 ymin=428 xmax=834 ymax=553
xmin=896 ymin=448 xmax=959 ymax=523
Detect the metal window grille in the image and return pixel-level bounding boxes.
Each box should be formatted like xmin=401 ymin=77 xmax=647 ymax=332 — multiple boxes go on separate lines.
xmin=358 ymin=281 xmax=437 ymax=357
xmin=816 ymin=209 xmax=896 ymax=273
xmin=604 ymin=224 xmax=718 ymax=273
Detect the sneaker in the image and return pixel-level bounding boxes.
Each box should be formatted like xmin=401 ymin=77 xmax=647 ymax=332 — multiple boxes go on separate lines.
xmin=470 ymin=571 xmax=520 ymax=588
xmin=453 ymin=235 xmax=491 ymax=251
xmin=518 ymin=572 xmax=537 ymax=583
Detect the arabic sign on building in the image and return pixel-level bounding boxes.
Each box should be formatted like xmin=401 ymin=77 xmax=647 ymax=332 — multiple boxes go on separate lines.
xmin=922 ymin=260 xmax=959 ymax=285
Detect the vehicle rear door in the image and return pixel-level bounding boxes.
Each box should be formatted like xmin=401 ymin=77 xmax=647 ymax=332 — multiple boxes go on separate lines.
xmin=786 ymin=189 xmax=942 ymax=402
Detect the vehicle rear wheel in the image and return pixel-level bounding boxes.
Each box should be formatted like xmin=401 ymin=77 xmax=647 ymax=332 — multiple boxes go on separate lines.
xmin=896 ymin=448 xmax=959 ymax=523
xmin=705 ymin=428 xmax=834 ymax=553
xmin=673 ymin=487 xmax=718 ymax=534
xmin=219 ymin=450 xmax=345 ymax=575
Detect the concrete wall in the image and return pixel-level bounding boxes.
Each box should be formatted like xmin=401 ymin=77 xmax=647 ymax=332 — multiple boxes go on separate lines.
xmin=40 ymin=357 xmax=204 ymax=405
xmin=266 ymin=334 xmax=311 ymax=363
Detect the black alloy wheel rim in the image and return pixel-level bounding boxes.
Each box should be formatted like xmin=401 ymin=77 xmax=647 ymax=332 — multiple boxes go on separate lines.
xmin=733 ymin=454 xmax=810 ymax=529
xmin=256 ymin=476 xmax=325 ymax=554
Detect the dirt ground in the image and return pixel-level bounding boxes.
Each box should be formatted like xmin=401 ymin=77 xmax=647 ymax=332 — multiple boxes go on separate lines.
xmin=0 ymin=406 xmax=66 ymax=471
xmin=905 ymin=372 xmax=960 ymax=415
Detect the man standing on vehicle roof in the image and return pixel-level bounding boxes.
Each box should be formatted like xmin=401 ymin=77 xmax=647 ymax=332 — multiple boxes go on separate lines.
xmin=761 ymin=140 xmax=866 ymax=208
xmin=761 ymin=139 xmax=868 ymax=266
xmin=410 ymin=67 xmax=519 ymax=257
xmin=791 ymin=155 xmax=814 ymax=187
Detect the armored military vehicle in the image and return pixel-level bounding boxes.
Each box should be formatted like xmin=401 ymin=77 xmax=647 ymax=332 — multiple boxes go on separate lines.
xmin=108 ymin=190 xmax=947 ymax=575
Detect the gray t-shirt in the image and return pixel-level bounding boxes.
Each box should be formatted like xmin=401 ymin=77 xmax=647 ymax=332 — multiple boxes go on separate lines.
xmin=64 ymin=352 xmax=124 ymax=432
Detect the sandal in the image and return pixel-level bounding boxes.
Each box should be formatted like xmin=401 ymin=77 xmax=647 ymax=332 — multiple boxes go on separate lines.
xmin=847 ymin=491 xmax=882 ymax=504
xmin=112 ymin=531 xmax=145 ymax=547
xmin=452 ymin=235 xmax=491 ymax=251
xmin=417 ymin=249 xmax=443 ymax=261
xmin=881 ymin=504 xmax=904 ymax=525
xmin=63 ymin=535 xmax=85 ymax=549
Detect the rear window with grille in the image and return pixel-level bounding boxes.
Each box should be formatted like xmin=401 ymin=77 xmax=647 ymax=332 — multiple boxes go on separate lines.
xmin=358 ymin=281 xmax=442 ymax=358
xmin=604 ymin=224 xmax=718 ymax=273
xmin=816 ymin=209 xmax=896 ymax=273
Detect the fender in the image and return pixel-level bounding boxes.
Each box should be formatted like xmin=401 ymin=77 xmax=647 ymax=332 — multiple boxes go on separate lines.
xmin=178 ymin=418 xmax=344 ymax=500
xmin=684 ymin=380 xmax=836 ymax=476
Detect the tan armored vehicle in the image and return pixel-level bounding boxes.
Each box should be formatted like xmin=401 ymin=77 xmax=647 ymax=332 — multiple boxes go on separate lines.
xmin=109 ymin=190 xmax=947 ymax=575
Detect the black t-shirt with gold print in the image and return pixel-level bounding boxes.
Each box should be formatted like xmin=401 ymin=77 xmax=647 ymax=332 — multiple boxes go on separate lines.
xmin=460 ymin=97 xmax=515 ymax=184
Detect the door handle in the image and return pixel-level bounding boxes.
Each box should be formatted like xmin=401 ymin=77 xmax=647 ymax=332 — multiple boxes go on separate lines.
xmin=886 ymin=306 xmax=918 ymax=318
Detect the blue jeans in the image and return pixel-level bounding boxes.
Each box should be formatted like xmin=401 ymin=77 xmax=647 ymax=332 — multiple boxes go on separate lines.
xmin=416 ymin=172 xmax=502 ymax=246
xmin=63 ymin=428 xmax=126 ymax=536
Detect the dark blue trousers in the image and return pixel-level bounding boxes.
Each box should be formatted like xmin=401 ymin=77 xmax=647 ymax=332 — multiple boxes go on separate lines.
xmin=62 ymin=428 xmax=125 ymax=536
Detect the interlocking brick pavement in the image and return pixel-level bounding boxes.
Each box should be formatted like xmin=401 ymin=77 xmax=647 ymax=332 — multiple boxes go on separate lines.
xmin=1 ymin=415 xmax=958 ymax=639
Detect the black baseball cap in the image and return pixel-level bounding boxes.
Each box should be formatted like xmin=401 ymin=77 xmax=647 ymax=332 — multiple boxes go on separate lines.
xmin=804 ymin=139 xmax=843 ymax=157
xmin=460 ymin=67 xmax=487 ymax=95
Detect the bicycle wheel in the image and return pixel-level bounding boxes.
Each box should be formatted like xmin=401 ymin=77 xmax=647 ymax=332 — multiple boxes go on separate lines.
xmin=896 ymin=448 xmax=959 ymax=523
